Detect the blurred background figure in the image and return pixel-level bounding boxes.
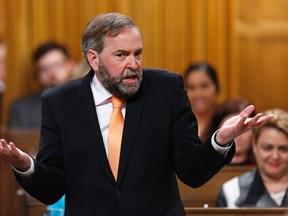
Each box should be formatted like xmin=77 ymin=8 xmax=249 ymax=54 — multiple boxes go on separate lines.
xmin=216 ymin=108 xmax=288 ymax=207
xmin=0 ymin=38 xmax=6 ymax=95
xmin=71 ymin=58 xmax=90 ymax=79
xmin=212 ymin=97 xmax=256 ymax=165
xmin=8 ymin=41 xmax=75 ymax=129
xmin=0 ymin=38 xmax=6 ymax=127
xmin=184 ymin=62 xmax=220 ymax=141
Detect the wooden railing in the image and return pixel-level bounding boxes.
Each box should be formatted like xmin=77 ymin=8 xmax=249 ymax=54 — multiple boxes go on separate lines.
xmin=0 ymin=129 xmax=41 ymax=216
xmin=185 ymin=207 xmax=288 ymax=216
xmin=178 ymin=165 xmax=255 ymax=207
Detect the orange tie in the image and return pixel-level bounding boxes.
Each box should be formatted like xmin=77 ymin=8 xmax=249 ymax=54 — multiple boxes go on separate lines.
xmin=108 ymin=96 xmax=125 ymax=180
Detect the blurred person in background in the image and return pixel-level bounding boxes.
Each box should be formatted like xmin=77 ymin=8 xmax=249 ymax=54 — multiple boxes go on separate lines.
xmin=0 ymin=38 xmax=6 ymax=94
xmin=184 ymin=62 xmax=220 ymax=141
xmin=217 ymin=108 xmax=288 ymax=207
xmin=0 ymin=38 xmax=6 ymax=125
xmin=71 ymin=58 xmax=90 ymax=79
xmin=211 ymin=97 xmax=256 ymax=165
xmin=8 ymin=41 xmax=75 ymax=129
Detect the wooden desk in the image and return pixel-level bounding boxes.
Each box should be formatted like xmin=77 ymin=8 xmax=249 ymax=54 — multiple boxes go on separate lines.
xmin=185 ymin=207 xmax=288 ymax=216
xmin=23 ymin=195 xmax=46 ymax=216
xmin=0 ymin=129 xmax=42 ymax=216
xmin=178 ymin=165 xmax=255 ymax=207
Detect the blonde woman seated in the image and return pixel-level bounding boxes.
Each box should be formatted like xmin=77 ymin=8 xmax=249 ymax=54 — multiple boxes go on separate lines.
xmin=216 ymin=108 xmax=288 ymax=207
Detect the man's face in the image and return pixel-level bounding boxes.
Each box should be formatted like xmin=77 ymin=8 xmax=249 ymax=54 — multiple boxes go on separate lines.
xmin=96 ymin=27 xmax=143 ymax=98
xmin=37 ymin=49 xmax=74 ymax=88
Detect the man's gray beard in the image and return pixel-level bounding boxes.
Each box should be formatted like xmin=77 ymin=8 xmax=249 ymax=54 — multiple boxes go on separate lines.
xmin=98 ymin=58 xmax=142 ymax=98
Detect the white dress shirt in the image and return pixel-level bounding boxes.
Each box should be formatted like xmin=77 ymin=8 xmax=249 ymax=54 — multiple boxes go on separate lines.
xmin=90 ymin=74 xmax=126 ymax=156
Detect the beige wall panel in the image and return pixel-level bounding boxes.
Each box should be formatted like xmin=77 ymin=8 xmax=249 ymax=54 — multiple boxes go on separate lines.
xmin=238 ymin=36 xmax=288 ymax=112
xmin=206 ymin=0 xmax=230 ymax=102
xmin=0 ymin=0 xmax=6 ymax=37
xmin=233 ymin=0 xmax=288 ymax=112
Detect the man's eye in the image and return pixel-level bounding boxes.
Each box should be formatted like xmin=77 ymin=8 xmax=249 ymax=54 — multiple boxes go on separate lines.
xmin=116 ymin=53 xmax=124 ymax=58
xmin=135 ymin=52 xmax=142 ymax=59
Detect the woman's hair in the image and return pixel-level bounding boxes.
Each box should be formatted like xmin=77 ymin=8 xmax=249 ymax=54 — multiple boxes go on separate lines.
xmin=184 ymin=62 xmax=220 ymax=93
xmin=253 ymin=108 xmax=288 ymax=142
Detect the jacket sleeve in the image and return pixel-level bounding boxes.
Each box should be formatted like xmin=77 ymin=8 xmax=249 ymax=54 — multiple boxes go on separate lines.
xmin=171 ymin=74 xmax=235 ymax=188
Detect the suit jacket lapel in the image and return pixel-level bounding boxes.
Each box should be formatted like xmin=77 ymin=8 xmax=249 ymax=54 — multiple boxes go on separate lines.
xmin=117 ymin=87 xmax=146 ymax=185
xmin=76 ymin=71 xmax=115 ymax=183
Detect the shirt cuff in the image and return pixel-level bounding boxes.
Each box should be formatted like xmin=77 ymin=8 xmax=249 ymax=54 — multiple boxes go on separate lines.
xmin=211 ymin=131 xmax=233 ymax=156
xmin=12 ymin=156 xmax=35 ymax=177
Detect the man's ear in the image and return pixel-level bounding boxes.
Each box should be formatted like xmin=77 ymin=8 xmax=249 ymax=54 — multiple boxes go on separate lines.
xmin=87 ymin=49 xmax=99 ymax=71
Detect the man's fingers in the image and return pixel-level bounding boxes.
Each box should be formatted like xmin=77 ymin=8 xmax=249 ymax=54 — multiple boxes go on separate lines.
xmin=244 ymin=113 xmax=273 ymax=129
xmin=239 ymin=105 xmax=255 ymax=118
xmin=0 ymin=139 xmax=8 ymax=149
xmin=235 ymin=115 xmax=247 ymax=131
xmin=244 ymin=113 xmax=262 ymax=126
xmin=255 ymin=114 xmax=274 ymax=127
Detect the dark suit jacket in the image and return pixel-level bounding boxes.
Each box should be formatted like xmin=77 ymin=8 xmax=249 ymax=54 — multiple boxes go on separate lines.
xmin=16 ymin=68 xmax=234 ymax=216
xmin=8 ymin=92 xmax=42 ymax=128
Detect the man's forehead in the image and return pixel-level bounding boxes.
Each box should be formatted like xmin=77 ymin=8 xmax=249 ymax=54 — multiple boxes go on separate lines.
xmin=103 ymin=29 xmax=142 ymax=48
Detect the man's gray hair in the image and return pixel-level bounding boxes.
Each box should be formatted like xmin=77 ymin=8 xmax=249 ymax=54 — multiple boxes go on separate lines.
xmin=81 ymin=13 xmax=141 ymax=61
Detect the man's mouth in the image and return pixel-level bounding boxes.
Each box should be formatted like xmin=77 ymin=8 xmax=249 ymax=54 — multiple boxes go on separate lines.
xmin=123 ymin=74 xmax=139 ymax=84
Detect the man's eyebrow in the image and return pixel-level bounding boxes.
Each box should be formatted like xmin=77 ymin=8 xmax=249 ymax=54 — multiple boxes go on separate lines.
xmin=113 ymin=49 xmax=128 ymax=54
xmin=112 ymin=48 xmax=143 ymax=54
xmin=135 ymin=48 xmax=143 ymax=52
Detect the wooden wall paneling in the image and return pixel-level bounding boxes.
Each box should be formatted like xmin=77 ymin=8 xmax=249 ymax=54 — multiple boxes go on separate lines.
xmin=49 ymin=0 xmax=66 ymax=42
xmin=206 ymin=0 xmax=219 ymax=63
xmin=189 ymin=0 xmax=206 ymax=64
xmin=64 ymin=0 xmax=83 ymax=61
xmin=259 ymin=38 xmax=288 ymax=111
xmin=239 ymin=35 xmax=288 ymax=112
xmin=227 ymin=0 xmax=239 ymax=97
xmin=31 ymin=0 xmax=50 ymax=47
xmin=205 ymin=0 xmax=230 ymax=102
xmin=119 ymin=0 xmax=166 ymax=69
xmin=143 ymin=0 xmax=165 ymax=69
xmin=163 ymin=0 xmax=181 ymax=72
xmin=0 ymin=0 xmax=6 ymax=37
xmin=162 ymin=0 xmax=196 ymax=73
xmin=233 ymin=0 xmax=288 ymax=112
xmin=81 ymin=0 xmax=110 ymax=19
xmin=114 ymin=0 xmax=132 ymax=14
xmin=178 ymin=0 xmax=194 ymax=74
xmin=4 ymin=1 xmax=33 ymax=126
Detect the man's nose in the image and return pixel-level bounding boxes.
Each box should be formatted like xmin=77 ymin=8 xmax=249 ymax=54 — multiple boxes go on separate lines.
xmin=127 ymin=56 xmax=138 ymax=70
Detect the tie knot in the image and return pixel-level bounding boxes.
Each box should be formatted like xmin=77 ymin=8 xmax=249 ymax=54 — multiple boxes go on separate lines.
xmin=111 ymin=96 xmax=124 ymax=109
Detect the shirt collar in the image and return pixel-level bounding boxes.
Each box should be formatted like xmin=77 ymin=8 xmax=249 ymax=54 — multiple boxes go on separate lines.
xmin=91 ymin=74 xmax=112 ymax=106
